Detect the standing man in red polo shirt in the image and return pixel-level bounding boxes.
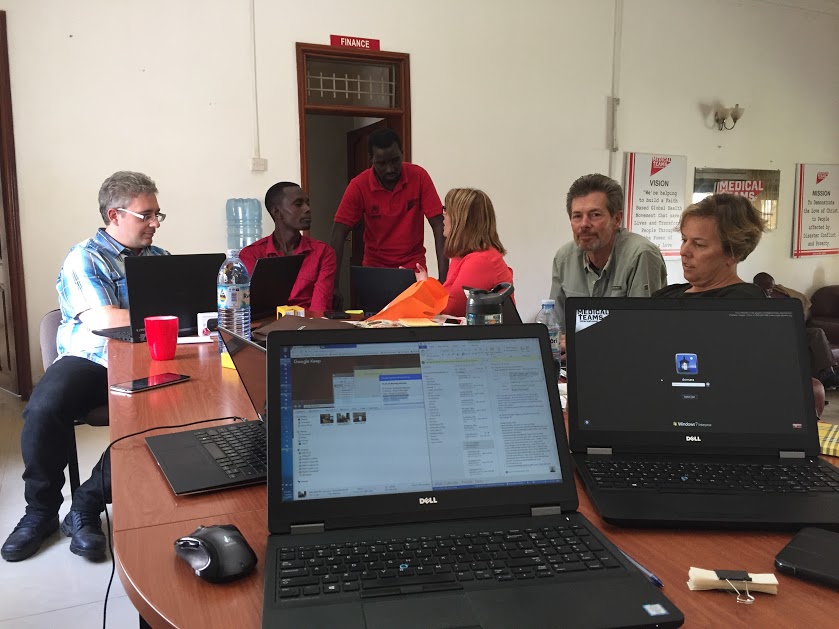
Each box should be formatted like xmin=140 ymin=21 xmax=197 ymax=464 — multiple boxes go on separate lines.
xmin=239 ymin=182 xmax=336 ymax=312
xmin=330 ymin=128 xmax=447 ymax=306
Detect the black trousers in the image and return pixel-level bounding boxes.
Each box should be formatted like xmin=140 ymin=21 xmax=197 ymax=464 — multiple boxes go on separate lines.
xmin=807 ymin=327 xmax=837 ymax=377
xmin=21 ymin=356 xmax=110 ymax=517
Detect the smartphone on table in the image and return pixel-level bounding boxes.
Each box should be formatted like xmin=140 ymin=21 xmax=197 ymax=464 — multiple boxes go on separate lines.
xmin=110 ymin=372 xmax=190 ymax=394
xmin=774 ymin=527 xmax=839 ymax=589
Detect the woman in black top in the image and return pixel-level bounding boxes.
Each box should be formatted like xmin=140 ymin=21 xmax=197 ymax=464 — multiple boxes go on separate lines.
xmin=653 ymin=193 xmax=765 ymax=298
xmin=654 ymin=194 xmax=827 ymax=413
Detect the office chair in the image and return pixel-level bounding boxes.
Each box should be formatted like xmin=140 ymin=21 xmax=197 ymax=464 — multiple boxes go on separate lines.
xmin=39 ymin=310 xmax=109 ymax=496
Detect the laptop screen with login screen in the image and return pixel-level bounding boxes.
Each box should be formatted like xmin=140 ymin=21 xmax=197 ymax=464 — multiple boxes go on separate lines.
xmin=566 ymin=298 xmax=817 ymax=455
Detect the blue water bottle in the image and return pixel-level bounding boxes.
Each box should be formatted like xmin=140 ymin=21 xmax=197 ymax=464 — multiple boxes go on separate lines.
xmin=226 ymin=198 xmax=262 ymax=251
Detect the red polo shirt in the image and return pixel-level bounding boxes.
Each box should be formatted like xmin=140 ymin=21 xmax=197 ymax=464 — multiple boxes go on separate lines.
xmin=239 ymin=234 xmax=336 ymax=312
xmin=334 ymin=162 xmax=443 ymax=268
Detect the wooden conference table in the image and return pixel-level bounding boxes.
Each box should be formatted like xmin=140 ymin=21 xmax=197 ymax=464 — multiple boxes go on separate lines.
xmin=109 ymin=340 xmax=838 ymax=629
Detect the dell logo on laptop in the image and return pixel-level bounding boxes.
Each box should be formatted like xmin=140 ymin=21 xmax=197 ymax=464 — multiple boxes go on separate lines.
xmin=685 ymin=435 xmax=702 ymax=442
xmin=418 ymin=497 xmax=438 ymax=505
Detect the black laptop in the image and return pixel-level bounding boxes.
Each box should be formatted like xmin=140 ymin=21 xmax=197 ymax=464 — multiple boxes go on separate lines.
xmin=566 ymin=297 xmax=839 ymax=528
xmin=145 ymin=327 xmax=268 ymax=495
xmin=250 ymin=255 xmax=305 ymax=320
xmin=94 ymin=253 xmax=225 ymax=342
xmin=262 ymin=324 xmax=683 ymax=629
xmin=350 ymin=266 xmax=415 ymax=313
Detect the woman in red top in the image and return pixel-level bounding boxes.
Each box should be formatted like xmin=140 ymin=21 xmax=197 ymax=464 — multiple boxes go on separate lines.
xmin=416 ymin=188 xmax=513 ymax=316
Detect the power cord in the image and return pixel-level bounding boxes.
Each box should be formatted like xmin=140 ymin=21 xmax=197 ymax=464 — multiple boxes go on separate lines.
xmin=97 ymin=415 xmax=247 ymax=629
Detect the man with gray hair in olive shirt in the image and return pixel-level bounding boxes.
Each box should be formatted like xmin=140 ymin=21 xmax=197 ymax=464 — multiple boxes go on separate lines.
xmin=550 ymin=173 xmax=667 ymax=330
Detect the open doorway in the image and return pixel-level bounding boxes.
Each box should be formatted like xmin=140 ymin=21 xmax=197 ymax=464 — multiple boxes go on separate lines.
xmin=305 ymin=116 xmax=385 ymax=299
xmin=296 ymin=43 xmax=411 ymax=305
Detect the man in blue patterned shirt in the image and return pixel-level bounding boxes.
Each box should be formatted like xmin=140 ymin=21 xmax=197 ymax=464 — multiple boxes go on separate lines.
xmin=1 ymin=171 xmax=169 ymax=562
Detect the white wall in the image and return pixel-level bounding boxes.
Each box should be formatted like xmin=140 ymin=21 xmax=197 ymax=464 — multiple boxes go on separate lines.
xmin=4 ymin=0 xmax=839 ymax=381
xmin=619 ymin=0 xmax=839 ymax=289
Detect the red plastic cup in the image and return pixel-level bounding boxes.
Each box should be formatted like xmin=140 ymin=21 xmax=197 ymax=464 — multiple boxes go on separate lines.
xmin=144 ymin=316 xmax=178 ymax=361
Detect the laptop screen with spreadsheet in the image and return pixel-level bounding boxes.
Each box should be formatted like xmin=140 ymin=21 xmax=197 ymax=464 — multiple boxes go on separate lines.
xmin=276 ymin=337 xmax=562 ymax=502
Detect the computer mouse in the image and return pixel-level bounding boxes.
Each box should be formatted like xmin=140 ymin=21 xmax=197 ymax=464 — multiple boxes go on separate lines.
xmin=174 ymin=524 xmax=257 ymax=583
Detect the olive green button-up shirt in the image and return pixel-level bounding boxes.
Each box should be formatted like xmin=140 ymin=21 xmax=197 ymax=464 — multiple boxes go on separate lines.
xmin=549 ymin=228 xmax=667 ymax=329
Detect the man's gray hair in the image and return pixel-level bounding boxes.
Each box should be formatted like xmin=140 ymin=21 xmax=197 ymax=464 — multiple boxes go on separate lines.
xmin=98 ymin=171 xmax=158 ymax=224
xmin=565 ymin=173 xmax=624 ymax=218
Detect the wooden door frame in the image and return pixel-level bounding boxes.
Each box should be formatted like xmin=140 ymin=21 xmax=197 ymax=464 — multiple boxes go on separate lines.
xmin=0 ymin=12 xmax=31 ymax=399
xmin=295 ymin=42 xmax=411 ymax=192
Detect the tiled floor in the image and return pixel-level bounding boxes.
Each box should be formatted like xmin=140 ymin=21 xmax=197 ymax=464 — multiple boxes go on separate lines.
xmin=0 ymin=393 xmax=138 ymax=628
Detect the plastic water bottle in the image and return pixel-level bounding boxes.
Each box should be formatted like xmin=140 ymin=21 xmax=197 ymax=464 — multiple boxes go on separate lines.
xmin=217 ymin=249 xmax=251 ymax=353
xmin=535 ymin=299 xmax=562 ymax=363
xmin=226 ymin=198 xmax=262 ymax=251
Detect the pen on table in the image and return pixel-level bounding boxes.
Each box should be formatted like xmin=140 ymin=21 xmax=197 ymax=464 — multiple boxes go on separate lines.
xmin=619 ymin=549 xmax=663 ymax=587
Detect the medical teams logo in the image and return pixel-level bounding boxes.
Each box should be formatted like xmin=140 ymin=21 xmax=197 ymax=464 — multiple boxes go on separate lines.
xmin=650 ymin=156 xmax=672 ymax=176
xmin=575 ymin=309 xmax=609 ymax=332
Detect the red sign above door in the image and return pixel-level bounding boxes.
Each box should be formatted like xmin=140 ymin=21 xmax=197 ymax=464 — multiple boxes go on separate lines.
xmin=330 ymin=35 xmax=380 ymax=51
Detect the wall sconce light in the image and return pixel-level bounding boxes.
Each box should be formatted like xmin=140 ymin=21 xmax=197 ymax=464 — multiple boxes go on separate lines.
xmin=714 ymin=103 xmax=744 ymax=130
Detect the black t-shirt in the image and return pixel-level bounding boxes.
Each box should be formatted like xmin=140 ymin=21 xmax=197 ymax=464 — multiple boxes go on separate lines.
xmin=652 ymin=282 xmax=766 ymax=299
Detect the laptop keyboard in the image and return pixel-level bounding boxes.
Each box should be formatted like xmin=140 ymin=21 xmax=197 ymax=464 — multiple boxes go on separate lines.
xmin=113 ymin=328 xmax=135 ymax=342
xmin=98 ymin=326 xmax=135 ymax=342
xmin=276 ymin=523 xmax=621 ymax=601
xmin=584 ymin=458 xmax=839 ymax=493
xmin=195 ymin=422 xmax=267 ymax=480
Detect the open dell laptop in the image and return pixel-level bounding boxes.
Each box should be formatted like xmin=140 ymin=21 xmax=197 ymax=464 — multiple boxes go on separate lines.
xmin=261 ymin=324 xmax=683 ymax=629
xmin=94 ymin=253 xmax=224 ymax=342
xmin=145 ymin=327 xmax=268 ymax=494
xmin=249 ymin=254 xmax=305 ymax=320
xmin=350 ymin=266 xmax=416 ymax=313
xmin=566 ymin=297 xmax=839 ymax=529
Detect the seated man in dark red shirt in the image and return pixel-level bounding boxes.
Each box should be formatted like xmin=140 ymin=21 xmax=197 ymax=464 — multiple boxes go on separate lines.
xmin=330 ymin=128 xmax=446 ymax=306
xmin=240 ymin=182 xmax=336 ymax=312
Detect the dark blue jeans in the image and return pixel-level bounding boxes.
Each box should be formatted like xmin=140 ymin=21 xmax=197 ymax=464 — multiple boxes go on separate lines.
xmin=21 ymin=356 xmax=110 ymax=517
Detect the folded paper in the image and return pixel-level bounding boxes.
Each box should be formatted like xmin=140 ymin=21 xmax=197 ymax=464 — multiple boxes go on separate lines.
xmin=687 ymin=567 xmax=778 ymax=595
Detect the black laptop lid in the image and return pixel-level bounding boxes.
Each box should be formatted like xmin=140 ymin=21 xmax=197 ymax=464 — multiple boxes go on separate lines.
xmin=566 ymin=297 xmax=819 ymax=456
xmin=249 ymin=255 xmax=305 ymax=320
xmin=218 ymin=326 xmax=267 ymax=420
xmin=266 ymin=324 xmax=574 ymax=534
xmin=125 ymin=253 xmax=225 ymax=338
xmin=350 ymin=266 xmax=416 ymax=313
